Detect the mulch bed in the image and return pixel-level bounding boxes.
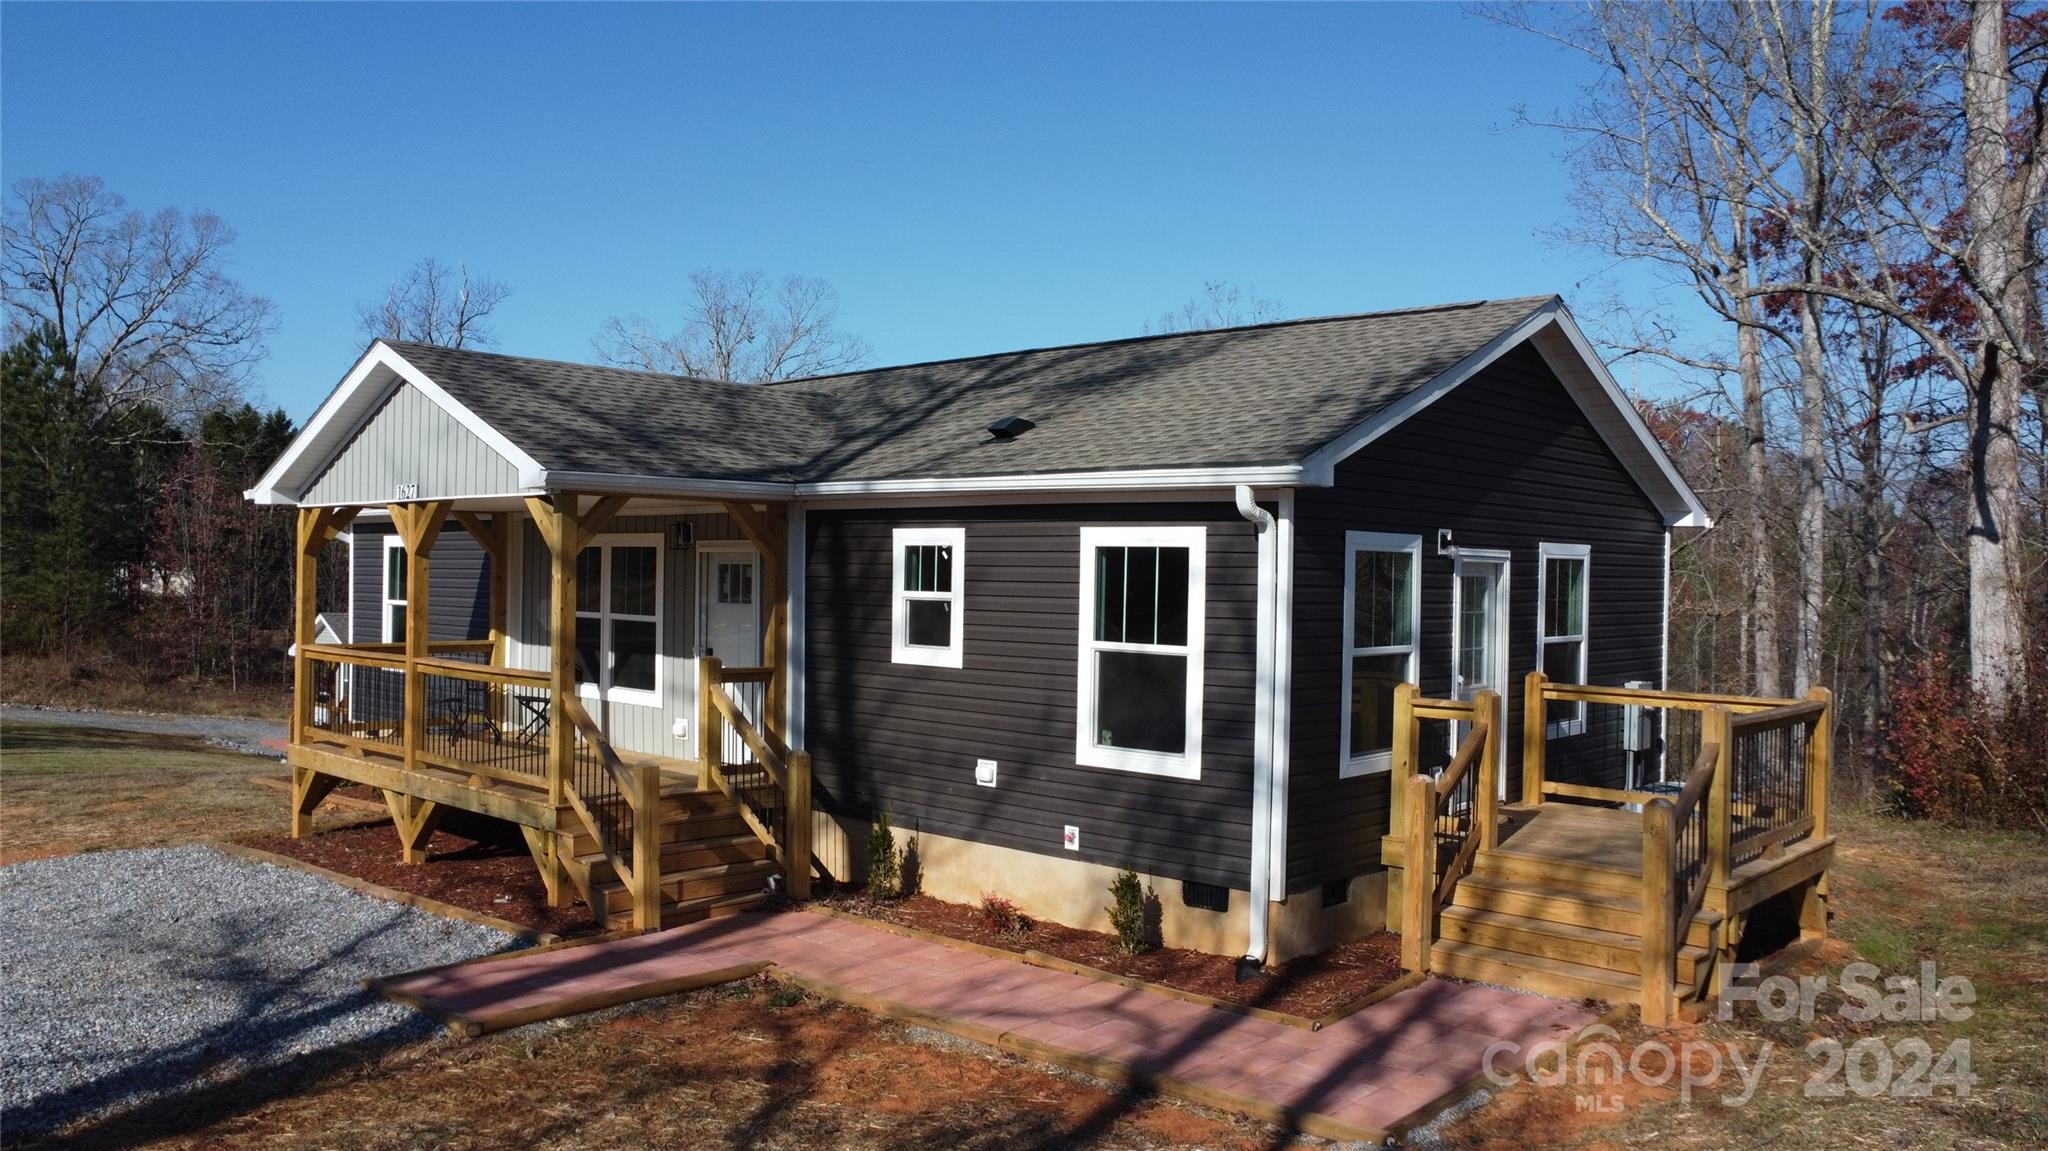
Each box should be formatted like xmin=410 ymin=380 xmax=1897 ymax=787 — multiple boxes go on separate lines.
xmin=240 ymin=811 xmax=599 ymax=938
xmin=825 ymin=892 xmax=1405 ymax=1020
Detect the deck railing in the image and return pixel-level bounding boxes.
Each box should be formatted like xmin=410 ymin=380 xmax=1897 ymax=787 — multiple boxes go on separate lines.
xmin=699 ymin=656 xmax=813 ymax=900
xmin=1393 ymin=685 xmax=1500 ymax=974
xmin=296 ymin=640 xmax=674 ymax=929
xmin=1520 ymin=675 xmax=1834 ymax=1023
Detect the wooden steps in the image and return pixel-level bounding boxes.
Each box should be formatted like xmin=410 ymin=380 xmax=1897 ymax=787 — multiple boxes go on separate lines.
xmin=1431 ymin=862 xmax=1720 ymax=1011
xmin=557 ymin=785 xmax=777 ymax=930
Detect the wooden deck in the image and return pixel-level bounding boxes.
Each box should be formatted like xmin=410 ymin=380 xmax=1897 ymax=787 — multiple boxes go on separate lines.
xmin=1382 ymin=677 xmax=1837 ymax=1024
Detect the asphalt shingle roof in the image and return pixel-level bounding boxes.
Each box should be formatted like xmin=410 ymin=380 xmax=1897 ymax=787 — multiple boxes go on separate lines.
xmin=388 ymin=294 xmax=1554 ymax=484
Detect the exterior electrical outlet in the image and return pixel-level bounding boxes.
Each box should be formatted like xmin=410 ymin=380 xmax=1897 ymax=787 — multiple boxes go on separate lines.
xmin=975 ymin=759 xmax=998 ymax=787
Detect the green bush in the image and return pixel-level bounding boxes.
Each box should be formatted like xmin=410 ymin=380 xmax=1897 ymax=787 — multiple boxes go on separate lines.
xmin=867 ymin=806 xmax=902 ymax=899
xmin=1107 ymin=868 xmax=1152 ymax=954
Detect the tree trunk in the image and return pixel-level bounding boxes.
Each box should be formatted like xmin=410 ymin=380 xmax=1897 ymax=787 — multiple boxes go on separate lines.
xmin=1961 ymin=0 xmax=2031 ymax=711
xmin=1794 ymin=274 xmax=1827 ymax=697
xmin=1735 ymin=295 xmax=1784 ymax=697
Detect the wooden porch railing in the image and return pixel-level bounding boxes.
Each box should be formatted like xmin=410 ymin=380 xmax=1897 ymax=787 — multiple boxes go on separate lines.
xmin=297 ymin=641 xmax=668 ymax=929
xmin=1393 ymin=684 xmax=1500 ymax=973
xmin=1523 ymin=674 xmax=1834 ymax=1020
xmin=699 ymin=656 xmax=813 ymax=900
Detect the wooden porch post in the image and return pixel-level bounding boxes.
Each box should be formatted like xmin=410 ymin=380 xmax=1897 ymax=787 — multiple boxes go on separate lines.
xmin=526 ymin=496 xmax=582 ymax=809
xmin=1474 ymin=689 xmax=1502 ymax=851
xmin=1401 ymin=774 xmax=1436 ymax=973
xmin=388 ymin=500 xmax=449 ymax=861
xmin=1521 ymin=670 xmax=1548 ymax=806
xmin=1387 ymin=682 xmax=1419 ymax=917
xmin=290 ymin=505 xmax=356 ymax=838
xmin=1704 ymin=704 xmax=1734 ymax=897
xmin=786 ymin=750 xmax=812 ymax=900
xmin=1802 ymin=686 xmax=1833 ymax=941
xmin=1640 ymin=798 xmax=1676 ymax=1026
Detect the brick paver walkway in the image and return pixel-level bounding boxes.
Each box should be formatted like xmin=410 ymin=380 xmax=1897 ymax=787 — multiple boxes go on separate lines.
xmin=383 ymin=910 xmax=1596 ymax=1138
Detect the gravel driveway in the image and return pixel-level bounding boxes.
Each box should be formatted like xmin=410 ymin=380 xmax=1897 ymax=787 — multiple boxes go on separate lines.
xmin=0 ymin=704 xmax=286 ymax=757
xmin=0 ymin=845 xmax=518 ymax=1140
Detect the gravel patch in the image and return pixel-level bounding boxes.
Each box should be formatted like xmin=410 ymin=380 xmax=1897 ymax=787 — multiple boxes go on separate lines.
xmin=0 ymin=845 xmax=519 ymax=1139
xmin=0 ymin=704 xmax=285 ymax=757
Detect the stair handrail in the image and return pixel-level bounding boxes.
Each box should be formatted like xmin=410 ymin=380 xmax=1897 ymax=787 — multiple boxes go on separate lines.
xmin=1641 ymin=715 xmax=1726 ymax=1025
xmin=1399 ymin=689 xmax=1497 ymax=974
xmin=561 ymin=693 xmax=662 ymax=930
xmin=698 ymin=655 xmax=814 ymax=900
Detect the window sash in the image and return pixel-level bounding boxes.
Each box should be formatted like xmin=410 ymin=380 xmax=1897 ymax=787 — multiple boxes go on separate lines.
xmin=891 ymin=528 xmax=966 ymax=667
xmin=1341 ymin=532 xmax=1421 ymax=777
xmin=1538 ymin=545 xmax=1590 ymax=735
xmin=1075 ymin=526 xmax=1205 ymax=778
xmin=572 ymin=538 xmax=663 ymax=700
xmin=382 ymin=538 xmax=408 ymax=642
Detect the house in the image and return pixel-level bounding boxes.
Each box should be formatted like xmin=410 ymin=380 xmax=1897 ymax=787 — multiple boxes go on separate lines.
xmin=249 ymin=295 xmax=1834 ymax=1021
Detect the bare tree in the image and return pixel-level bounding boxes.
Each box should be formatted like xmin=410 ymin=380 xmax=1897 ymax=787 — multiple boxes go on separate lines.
xmin=358 ymin=256 xmax=512 ymax=350
xmin=1 ymin=175 xmax=275 ymax=419
xmin=1143 ymin=281 xmax=1287 ymax=334
xmin=595 ymin=268 xmax=869 ymax=383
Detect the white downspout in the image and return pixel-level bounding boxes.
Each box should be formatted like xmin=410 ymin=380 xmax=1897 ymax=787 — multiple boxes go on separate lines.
xmin=1234 ymin=485 xmax=1277 ymax=974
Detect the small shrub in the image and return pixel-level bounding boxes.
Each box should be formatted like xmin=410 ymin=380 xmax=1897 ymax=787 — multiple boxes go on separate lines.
xmin=1881 ymin=646 xmax=2048 ymax=831
xmin=767 ymin=985 xmax=805 ymax=1009
xmin=1108 ymin=867 xmax=1153 ymax=954
xmin=978 ymin=892 xmax=1030 ymax=935
xmin=867 ymin=806 xmax=902 ymax=899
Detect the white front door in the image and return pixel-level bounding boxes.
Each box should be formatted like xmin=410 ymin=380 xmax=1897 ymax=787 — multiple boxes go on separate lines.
xmin=698 ymin=547 xmax=761 ymax=664
xmin=1452 ymin=551 xmax=1511 ymax=796
xmin=697 ymin=546 xmax=763 ymax=764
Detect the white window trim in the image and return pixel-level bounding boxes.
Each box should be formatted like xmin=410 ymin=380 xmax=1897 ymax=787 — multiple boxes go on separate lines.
xmin=890 ymin=526 xmax=966 ymax=669
xmin=1339 ymin=531 xmax=1423 ymax=778
xmin=1075 ymin=524 xmax=1207 ymax=779
xmin=381 ymin=535 xmax=407 ymax=643
xmin=1537 ymin=542 xmax=1591 ymax=737
xmin=576 ymin=532 xmax=664 ymax=709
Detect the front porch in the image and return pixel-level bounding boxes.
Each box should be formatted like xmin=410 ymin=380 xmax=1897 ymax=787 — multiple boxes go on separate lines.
xmin=1381 ymin=676 xmax=1836 ymax=1024
xmin=287 ymin=493 xmax=815 ymax=931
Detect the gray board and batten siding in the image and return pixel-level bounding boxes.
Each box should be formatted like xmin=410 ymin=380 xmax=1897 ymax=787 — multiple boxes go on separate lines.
xmin=1285 ymin=341 xmax=1668 ymax=895
xmin=803 ymin=501 xmax=1266 ymax=892
xmin=302 ymin=381 xmax=523 ymax=506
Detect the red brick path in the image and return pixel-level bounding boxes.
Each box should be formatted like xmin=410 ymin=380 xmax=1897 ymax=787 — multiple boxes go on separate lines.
xmin=384 ymin=909 xmax=1595 ymax=1136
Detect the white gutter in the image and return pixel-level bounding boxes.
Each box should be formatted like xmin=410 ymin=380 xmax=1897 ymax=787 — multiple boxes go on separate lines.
xmin=1233 ymin=484 xmax=1278 ymax=973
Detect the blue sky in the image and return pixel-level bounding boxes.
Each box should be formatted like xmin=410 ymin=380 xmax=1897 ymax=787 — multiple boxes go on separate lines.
xmin=2 ymin=2 xmax=1700 ymax=421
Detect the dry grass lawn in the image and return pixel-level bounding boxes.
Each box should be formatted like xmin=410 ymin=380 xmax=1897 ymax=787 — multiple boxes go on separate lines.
xmin=1440 ymin=807 xmax=2048 ymax=1151
xmin=2 ymin=653 xmax=289 ymax=719
xmin=0 ymin=723 xmax=366 ymax=864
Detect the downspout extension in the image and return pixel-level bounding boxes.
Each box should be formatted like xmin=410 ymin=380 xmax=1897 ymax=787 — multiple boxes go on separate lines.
xmin=1234 ymin=484 xmax=1277 ymax=979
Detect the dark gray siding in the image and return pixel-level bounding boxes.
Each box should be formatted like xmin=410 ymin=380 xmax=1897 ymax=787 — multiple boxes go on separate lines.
xmin=805 ymin=502 xmax=1262 ymax=890
xmin=1286 ymin=343 xmax=1666 ymax=893
xmin=349 ymin=521 xmax=492 ymax=644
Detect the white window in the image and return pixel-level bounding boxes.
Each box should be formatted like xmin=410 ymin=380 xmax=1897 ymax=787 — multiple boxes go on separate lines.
xmin=575 ymin=535 xmax=663 ymax=707
xmin=891 ymin=527 xmax=965 ymax=668
xmin=1076 ymin=525 xmax=1206 ymax=779
xmin=1538 ymin=542 xmax=1591 ymax=736
xmin=381 ymin=535 xmax=408 ymax=642
xmin=1340 ymin=532 xmax=1422 ymax=777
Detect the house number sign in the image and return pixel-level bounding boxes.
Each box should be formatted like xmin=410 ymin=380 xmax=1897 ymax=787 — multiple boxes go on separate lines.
xmin=395 ymin=483 xmax=419 ymax=500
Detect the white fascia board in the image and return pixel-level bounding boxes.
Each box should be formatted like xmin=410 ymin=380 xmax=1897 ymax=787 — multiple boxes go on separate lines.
xmin=796 ymin=464 xmax=1305 ymax=498
xmin=245 ymin=341 xmax=545 ymax=506
xmin=1298 ymin=298 xmax=1713 ymax=530
xmin=527 ymin=470 xmax=796 ymax=501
